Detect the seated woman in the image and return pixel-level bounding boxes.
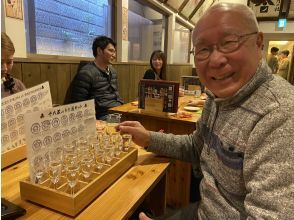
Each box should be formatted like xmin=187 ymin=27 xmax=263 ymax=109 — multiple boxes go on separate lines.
xmin=1 ymin=32 xmax=26 ymax=98
xmin=143 ymin=50 xmax=166 ymax=80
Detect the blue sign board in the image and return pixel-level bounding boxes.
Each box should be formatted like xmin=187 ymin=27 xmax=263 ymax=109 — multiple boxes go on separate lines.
xmin=278 ymin=19 xmax=287 ymax=28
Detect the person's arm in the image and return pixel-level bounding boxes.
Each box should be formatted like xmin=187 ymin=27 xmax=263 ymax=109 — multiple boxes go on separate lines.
xmin=118 ymin=120 xmax=204 ymax=164
xmin=188 ymin=99 xmax=205 ymax=107
xmin=70 ymin=69 xmax=92 ymax=102
xmin=243 ymin=108 xmax=294 ymax=219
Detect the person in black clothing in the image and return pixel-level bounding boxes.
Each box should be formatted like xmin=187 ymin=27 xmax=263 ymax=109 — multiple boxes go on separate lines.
xmin=143 ymin=50 xmax=166 ymax=80
xmin=70 ymin=36 xmax=123 ymax=120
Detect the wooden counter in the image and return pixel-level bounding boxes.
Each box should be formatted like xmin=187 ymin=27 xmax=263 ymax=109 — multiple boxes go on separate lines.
xmin=110 ymin=95 xmax=203 ymax=208
xmin=1 ymin=147 xmax=170 ymax=219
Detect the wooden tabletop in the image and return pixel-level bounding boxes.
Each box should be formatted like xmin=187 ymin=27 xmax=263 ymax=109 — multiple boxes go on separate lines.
xmin=110 ymin=95 xmax=203 ymax=125
xmin=2 ymin=147 xmax=170 ymax=219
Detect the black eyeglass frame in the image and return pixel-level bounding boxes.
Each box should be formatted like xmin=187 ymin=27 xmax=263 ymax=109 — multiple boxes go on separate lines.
xmin=190 ymin=31 xmax=258 ymax=60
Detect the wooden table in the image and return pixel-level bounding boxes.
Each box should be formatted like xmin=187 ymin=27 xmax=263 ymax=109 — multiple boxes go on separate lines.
xmin=1 ymin=147 xmax=170 ymax=219
xmin=110 ymin=95 xmax=202 ymax=208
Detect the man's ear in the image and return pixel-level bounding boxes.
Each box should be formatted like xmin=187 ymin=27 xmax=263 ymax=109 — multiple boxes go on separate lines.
xmin=256 ymin=32 xmax=264 ymax=49
xmin=97 ymin=48 xmax=103 ymax=56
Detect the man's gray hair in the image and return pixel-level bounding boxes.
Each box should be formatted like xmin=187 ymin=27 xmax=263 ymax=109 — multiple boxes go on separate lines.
xmin=197 ymin=2 xmax=259 ymax=32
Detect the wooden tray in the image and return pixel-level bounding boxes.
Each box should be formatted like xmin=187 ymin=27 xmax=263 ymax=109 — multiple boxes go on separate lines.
xmin=19 ymin=147 xmax=138 ymax=216
xmin=1 ymin=145 xmax=27 ymax=169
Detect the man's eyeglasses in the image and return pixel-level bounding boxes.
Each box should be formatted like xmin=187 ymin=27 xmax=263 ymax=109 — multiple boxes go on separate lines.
xmin=190 ymin=32 xmax=258 ymax=61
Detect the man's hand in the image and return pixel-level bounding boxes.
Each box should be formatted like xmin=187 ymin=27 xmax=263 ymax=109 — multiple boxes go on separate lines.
xmin=139 ymin=212 xmax=153 ymax=220
xmin=187 ymin=99 xmax=205 ymax=107
xmin=117 ymin=121 xmax=150 ymax=147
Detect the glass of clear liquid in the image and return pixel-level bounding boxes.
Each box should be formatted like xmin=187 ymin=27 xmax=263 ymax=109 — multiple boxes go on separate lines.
xmin=48 ymin=149 xmax=63 ymax=189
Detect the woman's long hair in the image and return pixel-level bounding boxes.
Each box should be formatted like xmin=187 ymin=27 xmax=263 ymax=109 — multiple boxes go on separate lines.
xmin=150 ymin=50 xmax=166 ymax=80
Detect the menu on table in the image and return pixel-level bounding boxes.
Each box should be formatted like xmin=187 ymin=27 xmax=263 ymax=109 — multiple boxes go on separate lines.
xmin=138 ymin=79 xmax=179 ymax=113
xmin=1 ymin=82 xmax=52 ymax=153
xmin=24 ymin=99 xmax=96 ymax=182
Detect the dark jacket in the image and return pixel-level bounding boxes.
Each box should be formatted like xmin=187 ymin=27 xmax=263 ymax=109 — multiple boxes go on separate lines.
xmin=143 ymin=69 xmax=162 ymax=80
xmin=70 ymin=62 xmax=123 ymax=119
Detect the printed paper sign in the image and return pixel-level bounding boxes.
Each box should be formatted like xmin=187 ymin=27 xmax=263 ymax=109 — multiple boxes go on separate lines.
xmin=24 ymin=99 xmax=96 ymax=182
xmin=138 ymin=80 xmax=179 ymax=113
xmin=1 ymin=82 xmax=52 ymax=152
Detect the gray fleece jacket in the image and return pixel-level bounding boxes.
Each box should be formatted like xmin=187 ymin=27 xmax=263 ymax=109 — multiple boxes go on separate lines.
xmin=148 ymin=60 xmax=294 ymax=219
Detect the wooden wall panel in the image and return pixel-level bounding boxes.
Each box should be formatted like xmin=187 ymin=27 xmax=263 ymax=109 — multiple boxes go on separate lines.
xmin=12 ymin=61 xmax=192 ymax=105
xmin=70 ymin=64 xmax=79 ymax=81
xmin=113 ymin=64 xmax=131 ymax=103
xmin=56 ymin=64 xmax=71 ymax=105
xmin=22 ymin=63 xmax=42 ymax=89
xmin=11 ymin=63 xmax=23 ymax=82
xmin=40 ymin=64 xmax=58 ymax=104
xmin=166 ymin=65 xmax=193 ymax=82
xmin=63 ymin=63 xmax=79 ymax=104
xmin=131 ymin=64 xmax=149 ymax=102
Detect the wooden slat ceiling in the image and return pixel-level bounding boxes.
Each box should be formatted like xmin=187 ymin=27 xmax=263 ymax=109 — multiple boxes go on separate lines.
xmin=158 ymin=0 xmax=294 ymax=25
xmin=158 ymin=0 xmax=205 ymax=25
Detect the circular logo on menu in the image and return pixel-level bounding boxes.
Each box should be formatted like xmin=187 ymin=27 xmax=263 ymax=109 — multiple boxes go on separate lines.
xmin=71 ymin=126 xmax=78 ymax=135
xmin=19 ymin=126 xmax=25 ymax=135
xmin=61 ymin=115 xmax=68 ymax=126
xmin=53 ymin=132 xmax=62 ymax=142
xmin=84 ymin=109 xmax=90 ymax=117
xmin=62 ymin=129 xmax=71 ymax=138
xmin=31 ymin=123 xmax=41 ymax=134
xmin=17 ymin=114 xmax=24 ymax=125
xmin=52 ymin=118 xmax=60 ymax=128
xmin=76 ymin=111 xmax=83 ymax=119
xmin=23 ymin=98 xmax=30 ymax=107
xmin=78 ymin=124 xmax=85 ymax=132
xmin=8 ymin=118 xmax=17 ymax=128
xmin=30 ymin=95 xmax=37 ymax=104
xmin=69 ymin=113 xmax=76 ymax=122
xmin=33 ymin=155 xmax=43 ymax=167
xmin=43 ymin=136 xmax=53 ymax=146
xmin=43 ymin=151 xmax=49 ymax=165
xmin=14 ymin=101 xmax=22 ymax=111
xmin=10 ymin=130 xmax=18 ymax=139
xmin=5 ymin=105 xmax=14 ymax=115
xmin=2 ymin=135 xmax=10 ymax=145
xmin=56 ymin=146 xmax=63 ymax=155
xmin=41 ymin=120 xmax=51 ymax=131
xmin=37 ymin=92 xmax=43 ymax=100
xmin=32 ymin=139 xmax=42 ymax=152
xmin=1 ymin=122 xmax=7 ymax=131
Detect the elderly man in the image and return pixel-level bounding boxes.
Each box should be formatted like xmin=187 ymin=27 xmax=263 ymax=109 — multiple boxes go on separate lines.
xmin=71 ymin=36 xmax=123 ymax=120
xmin=118 ymin=3 xmax=294 ymax=220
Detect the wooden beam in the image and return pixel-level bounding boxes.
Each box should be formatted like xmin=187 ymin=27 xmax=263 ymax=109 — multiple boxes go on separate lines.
xmin=188 ymin=0 xmax=205 ymax=20
xmin=178 ymin=0 xmax=190 ymax=13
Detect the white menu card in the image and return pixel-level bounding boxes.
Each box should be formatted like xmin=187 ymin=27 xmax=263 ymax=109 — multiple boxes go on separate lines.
xmin=23 ymin=99 xmax=96 ymax=182
xmin=1 ymin=82 xmax=52 ymax=152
